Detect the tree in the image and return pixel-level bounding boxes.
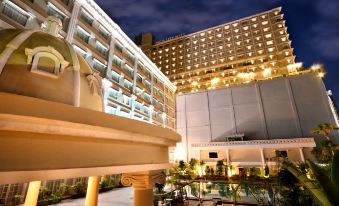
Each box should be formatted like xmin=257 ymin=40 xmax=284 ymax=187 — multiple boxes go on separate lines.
xmin=283 ymin=148 xmax=339 ymax=206
xmin=199 ymin=160 xmax=205 ymax=176
xmin=310 ymin=123 xmax=338 ymax=141
xmin=312 ymin=139 xmax=336 ymax=163
xmin=216 ymin=160 xmax=225 ymax=176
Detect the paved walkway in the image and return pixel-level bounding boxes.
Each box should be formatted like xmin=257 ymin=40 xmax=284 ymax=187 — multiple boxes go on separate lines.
xmin=53 ymin=187 xmax=133 ymax=206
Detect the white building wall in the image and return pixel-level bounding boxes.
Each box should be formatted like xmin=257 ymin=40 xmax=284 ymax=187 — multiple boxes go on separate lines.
xmin=176 ymin=73 xmax=339 ymax=161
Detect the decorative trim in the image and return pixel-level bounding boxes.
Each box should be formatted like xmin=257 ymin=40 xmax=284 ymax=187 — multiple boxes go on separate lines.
xmin=64 ymin=41 xmax=80 ymax=107
xmin=0 ymin=163 xmax=172 ymax=185
xmin=121 ymin=171 xmax=166 ymax=189
xmin=0 ymin=30 xmax=38 ymax=75
xmin=25 ymin=46 xmax=69 ymax=78
xmin=86 ymin=72 xmax=103 ymax=97
xmin=191 ymin=138 xmax=316 ymax=148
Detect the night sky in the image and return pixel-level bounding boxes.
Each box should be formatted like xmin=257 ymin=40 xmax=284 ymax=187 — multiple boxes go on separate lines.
xmin=95 ymin=0 xmax=339 ymax=101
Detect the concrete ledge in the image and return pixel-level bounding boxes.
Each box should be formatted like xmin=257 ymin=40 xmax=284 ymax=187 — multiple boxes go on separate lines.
xmin=0 ymin=163 xmax=172 ymax=184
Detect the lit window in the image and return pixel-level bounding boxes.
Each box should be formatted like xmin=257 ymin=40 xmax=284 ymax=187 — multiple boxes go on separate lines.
xmin=217 ymin=33 xmax=222 ymax=38
xmin=233 ymin=23 xmax=238 ymax=27
xmin=268 ymin=48 xmax=274 ymax=52
xmin=266 ymin=40 xmax=273 ymax=45
xmin=265 ymin=34 xmax=272 ymax=38
xmin=262 ymin=21 xmax=268 ymax=25
xmin=243 ymin=26 xmax=248 ymax=31
xmin=224 ymin=25 xmax=230 ymax=29
xmin=263 ymin=27 xmax=269 ymax=32
xmin=281 ymin=37 xmax=286 ymax=41
xmin=251 ymin=17 xmax=257 ymax=22
xmin=200 ymin=33 xmax=205 ymax=36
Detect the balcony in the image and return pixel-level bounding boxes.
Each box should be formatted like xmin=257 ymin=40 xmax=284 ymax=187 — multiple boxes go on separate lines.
xmin=2 ymin=2 xmax=29 ymax=27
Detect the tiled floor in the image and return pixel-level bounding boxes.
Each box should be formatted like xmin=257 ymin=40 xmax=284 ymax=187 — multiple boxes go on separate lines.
xmin=53 ymin=187 xmax=133 ymax=206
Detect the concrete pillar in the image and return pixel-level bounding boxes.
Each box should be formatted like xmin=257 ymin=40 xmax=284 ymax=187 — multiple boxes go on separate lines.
xmin=85 ymin=176 xmax=100 ymax=206
xmin=66 ymin=0 xmax=81 ymax=42
xmin=299 ymin=147 xmax=305 ymax=162
xmin=121 ymin=171 xmax=166 ymax=206
xmin=260 ymin=148 xmax=265 ymax=167
xmin=24 ymin=181 xmax=41 ymax=206
xmin=226 ymin=149 xmax=230 ymax=166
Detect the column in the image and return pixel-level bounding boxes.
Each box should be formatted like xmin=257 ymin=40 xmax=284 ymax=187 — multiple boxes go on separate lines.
xmin=226 ymin=149 xmax=230 ymax=166
xmin=66 ymin=0 xmax=81 ymax=42
xmin=24 ymin=181 xmax=41 ymax=206
xmin=161 ymin=112 xmax=166 ymax=128
xmin=106 ymin=37 xmax=116 ymax=79
xmin=299 ymin=147 xmax=305 ymax=162
xmin=121 ymin=171 xmax=165 ymax=206
xmin=149 ymin=105 xmax=154 ymax=123
xmin=130 ymin=95 xmax=137 ymax=118
xmin=260 ymin=148 xmax=265 ymax=167
xmin=85 ymin=176 xmax=100 ymax=206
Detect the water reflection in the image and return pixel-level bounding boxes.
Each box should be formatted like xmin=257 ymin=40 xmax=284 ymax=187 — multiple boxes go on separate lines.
xmin=185 ymin=182 xmax=255 ymax=203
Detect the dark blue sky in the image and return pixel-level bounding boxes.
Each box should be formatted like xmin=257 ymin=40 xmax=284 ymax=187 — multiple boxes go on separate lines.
xmin=95 ymin=0 xmax=339 ymax=101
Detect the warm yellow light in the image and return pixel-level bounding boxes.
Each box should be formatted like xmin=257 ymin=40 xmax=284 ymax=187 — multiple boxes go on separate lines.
xmin=263 ymin=68 xmax=272 ymax=77
xmin=192 ymin=81 xmax=198 ymax=86
xmin=211 ymin=77 xmax=220 ymax=85
xmin=318 ymin=72 xmax=324 ymax=78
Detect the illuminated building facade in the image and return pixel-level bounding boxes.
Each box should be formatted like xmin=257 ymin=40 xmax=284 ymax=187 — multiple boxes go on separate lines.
xmin=136 ymin=8 xmax=322 ymax=93
xmin=0 ymin=0 xmax=176 ymax=205
xmin=0 ymin=0 xmax=176 ymax=130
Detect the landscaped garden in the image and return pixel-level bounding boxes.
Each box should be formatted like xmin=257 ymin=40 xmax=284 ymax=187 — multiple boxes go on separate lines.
xmin=154 ymin=123 xmax=339 ymax=206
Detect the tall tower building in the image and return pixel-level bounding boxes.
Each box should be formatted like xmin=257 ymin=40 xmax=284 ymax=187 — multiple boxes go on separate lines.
xmin=137 ymin=8 xmax=300 ymax=93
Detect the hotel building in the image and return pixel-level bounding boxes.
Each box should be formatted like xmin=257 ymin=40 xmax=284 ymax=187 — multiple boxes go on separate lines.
xmin=0 ymin=0 xmax=176 ymax=130
xmin=0 ymin=0 xmax=175 ymax=205
xmin=137 ymin=7 xmax=306 ymax=93
xmin=137 ymin=8 xmax=338 ymax=173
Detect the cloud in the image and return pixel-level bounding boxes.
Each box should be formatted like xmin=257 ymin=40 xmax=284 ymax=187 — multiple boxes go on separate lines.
xmin=95 ymin=0 xmax=280 ymax=40
xmin=310 ymin=0 xmax=339 ymax=59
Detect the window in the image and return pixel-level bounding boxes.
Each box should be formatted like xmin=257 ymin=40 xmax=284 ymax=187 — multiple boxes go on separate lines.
xmin=92 ymin=58 xmax=106 ymax=73
xmin=2 ymin=1 xmax=30 ymax=26
xmin=126 ymin=51 xmax=135 ymax=63
xmin=76 ymin=26 xmax=91 ymax=43
xmin=115 ymin=41 xmax=123 ymax=53
xmin=73 ymin=44 xmax=87 ymax=58
xmin=47 ymin=3 xmax=66 ymax=22
xmin=266 ymin=40 xmax=273 ymax=45
xmin=98 ymin=25 xmax=110 ymax=39
xmin=123 ymin=64 xmax=134 ymax=76
xmin=209 ymin=152 xmax=218 ymax=158
xmin=111 ymin=70 xmax=120 ymax=83
xmin=112 ymin=55 xmax=123 ymax=68
xmin=80 ymin=9 xmax=94 ymax=26
xmin=123 ymin=79 xmax=133 ymax=91
xmin=276 ymin=150 xmax=287 ymax=158
xmin=95 ymin=41 xmax=108 ymax=56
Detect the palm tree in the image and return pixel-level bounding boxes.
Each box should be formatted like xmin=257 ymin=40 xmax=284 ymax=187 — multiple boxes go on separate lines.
xmin=283 ymin=148 xmax=339 ymax=206
xmin=199 ymin=160 xmax=205 ymax=176
xmin=310 ymin=123 xmax=338 ymax=141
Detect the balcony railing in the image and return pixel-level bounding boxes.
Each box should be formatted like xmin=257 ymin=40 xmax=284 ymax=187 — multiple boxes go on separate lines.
xmin=2 ymin=2 xmax=29 ymax=26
